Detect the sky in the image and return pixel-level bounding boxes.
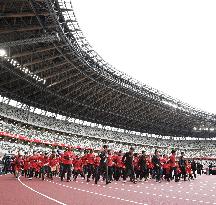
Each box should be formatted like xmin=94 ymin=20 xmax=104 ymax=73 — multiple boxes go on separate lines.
xmin=72 ymin=0 xmax=216 ymax=114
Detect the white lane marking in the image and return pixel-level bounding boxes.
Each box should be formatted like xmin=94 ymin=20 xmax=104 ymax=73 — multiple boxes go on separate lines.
xmin=18 ymin=176 xmax=67 ymax=205
xmin=45 ymin=177 xmax=216 ymax=204
xmin=50 ymin=180 xmax=148 ymax=205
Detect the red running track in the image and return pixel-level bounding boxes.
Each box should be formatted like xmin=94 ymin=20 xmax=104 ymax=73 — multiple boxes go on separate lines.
xmin=0 ymin=174 xmax=216 ymax=205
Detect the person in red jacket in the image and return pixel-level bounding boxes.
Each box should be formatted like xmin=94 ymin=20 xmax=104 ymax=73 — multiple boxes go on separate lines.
xmin=61 ymin=147 xmax=75 ymax=182
xmin=81 ymin=150 xmax=88 ymax=175
xmin=93 ymin=154 xmax=101 ymax=181
xmin=14 ymin=152 xmax=24 ymax=178
xmin=169 ymin=150 xmax=179 ymax=182
xmin=107 ymin=149 xmax=114 ymax=182
xmin=133 ymin=153 xmax=140 ymax=180
xmin=23 ymin=152 xmax=30 ymax=178
xmin=147 ymin=156 xmax=153 ymax=177
xmin=176 ymin=163 xmax=181 ymax=181
xmin=36 ymin=153 xmax=44 ymax=179
xmin=164 ymin=161 xmax=171 ymax=181
xmin=112 ymin=152 xmax=117 ymax=180
xmin=160 ymin=154 xmax=167 ymax=179
xmin=49 ymin=152 xmax=59 ymax=180
xmin=113 ymin=150 xmax=124 ymax=181
xmin=86 ymin=149 xmax=95 ymax=182
xmin=28 ymin=151 xmax=38 ymax=180
xmin=73 ymin=155 xmax=85 ymax=181
xmin=94 ymin=155 xmax=101 ymax=167
xmin=186 ymin=160 xmax=194 ymax=180
xmin=39 ymin=152 xmax=50 ymax=180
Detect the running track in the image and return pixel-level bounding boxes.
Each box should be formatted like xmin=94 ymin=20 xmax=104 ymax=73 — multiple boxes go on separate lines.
xmin=0 ymin=174 xmax=216 ymax=205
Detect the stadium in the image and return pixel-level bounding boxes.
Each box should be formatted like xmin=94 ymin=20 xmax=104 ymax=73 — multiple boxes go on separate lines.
xmin=0 ymin=0 xmax=216 ymax=205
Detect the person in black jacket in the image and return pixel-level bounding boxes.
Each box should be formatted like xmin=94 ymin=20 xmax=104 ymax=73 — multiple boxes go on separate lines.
xmin=197 ymin=162 xmax=202 ymax=175
xmin=191 ymin=159 xmax=197 ymax=178
xmin=122 ymin=147 xmax=137 ymax=183
xmin=138 ymin=150 xmax=148 ymax=181
xmin=152 ymin=149 xmax=161 ymax=183
xmin=209 ymin=163 xmax=213 ymax=175
xmin=95 ymin=145 xmax=110 ymax=185
xmin=179 ymin=152 xmax=187 ymax=181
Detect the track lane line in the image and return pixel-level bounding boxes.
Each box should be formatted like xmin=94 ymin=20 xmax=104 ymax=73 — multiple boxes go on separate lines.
xmin=18 ymin=176 xmax=67 ymax=205
xmin=46 ymin=180 xmax=149 ymax=205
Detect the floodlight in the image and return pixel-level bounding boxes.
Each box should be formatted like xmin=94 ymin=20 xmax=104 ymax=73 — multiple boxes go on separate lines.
xmin=0 ymin=49 xmax=7 ymax=57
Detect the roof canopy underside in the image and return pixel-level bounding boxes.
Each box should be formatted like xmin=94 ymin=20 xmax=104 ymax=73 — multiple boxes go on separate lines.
xmin=0 ymin=0 xmax=216 ymax=138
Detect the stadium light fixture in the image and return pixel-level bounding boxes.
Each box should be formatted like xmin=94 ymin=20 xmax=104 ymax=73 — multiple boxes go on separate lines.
xmin=0 ymin=49 xmax=7 ymax=57
xmin=5 ymin=56 xmax=46 ymax=84
xmin=162 ymin=100 xmax=178 ymax=109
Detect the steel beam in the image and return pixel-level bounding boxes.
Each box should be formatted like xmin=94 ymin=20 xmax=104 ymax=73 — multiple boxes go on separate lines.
xmin=0 ymin=25 xmax=56 ymax=34
xmin=0 ymin=12 xmax=49 ymax=18
xmin=34 ymin=61 xmax=68 ymax=74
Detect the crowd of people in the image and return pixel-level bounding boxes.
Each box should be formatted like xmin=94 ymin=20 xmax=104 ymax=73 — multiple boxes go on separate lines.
xmin=1 ymin=145 xmax=205 ymax=185
xmin=0 ymin=102 xmax=216 ymax=157
xmin=0 ymin=118 xmax=216 ymax=159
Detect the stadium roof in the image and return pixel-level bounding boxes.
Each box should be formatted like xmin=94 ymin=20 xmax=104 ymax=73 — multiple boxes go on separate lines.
xmin=0 ymin=0 xmax=216 ymax=138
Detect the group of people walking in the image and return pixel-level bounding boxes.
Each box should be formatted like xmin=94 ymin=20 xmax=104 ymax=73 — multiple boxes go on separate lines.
xmin=3 ymin=145 xmax=203 ymax=184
